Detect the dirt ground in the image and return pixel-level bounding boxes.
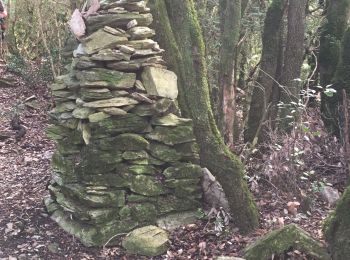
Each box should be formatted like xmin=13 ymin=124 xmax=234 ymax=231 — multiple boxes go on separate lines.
xmin=0 ymin=68 xmax=346 ymax=260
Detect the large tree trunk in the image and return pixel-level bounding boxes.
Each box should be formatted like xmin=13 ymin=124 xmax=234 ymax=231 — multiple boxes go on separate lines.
xmin=217 ymin=0 xmax=241 ymax=147
xmin=245 ymin=0 xmax=286 ymax=144
xmin=319 ymin=0 xmax=350 ymax=135
xmin=278 ymin=0 xmax=307 ymax=130
xmin=149 ymin=0 xmax=259 ymax=233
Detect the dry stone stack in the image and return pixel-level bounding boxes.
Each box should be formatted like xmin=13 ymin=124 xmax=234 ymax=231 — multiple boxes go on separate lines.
xmin=44 ymin=0 xmax=203 ymax=247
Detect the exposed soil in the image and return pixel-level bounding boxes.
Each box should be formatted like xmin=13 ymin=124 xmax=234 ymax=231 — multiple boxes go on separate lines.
xmin=0 ymin=67 xmax=347 ymax=260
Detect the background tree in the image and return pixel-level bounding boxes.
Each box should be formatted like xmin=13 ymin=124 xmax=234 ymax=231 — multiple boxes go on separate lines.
xmin=217 ymin=0 xmax=242 ymax=147
xmin=278 ymin=0 xmax=308 ymax=130
xmin=149 ymin=0 xmax=259 ymax=233
xmin=319 ymin=0 xmax=350 ymax=135
xmin=245 ymin=0 xmax=286 ymax=144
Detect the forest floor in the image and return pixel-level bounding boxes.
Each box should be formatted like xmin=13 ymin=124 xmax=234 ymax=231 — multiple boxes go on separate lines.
xmin=0 ymin=67 xmax=348 ymax=260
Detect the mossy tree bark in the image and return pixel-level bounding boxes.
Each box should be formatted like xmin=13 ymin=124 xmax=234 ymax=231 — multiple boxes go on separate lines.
xmin=325 ymin=184 xmax=350 ymax=259
xmin=149 ymin=0 xmax=259 ymax=233
xmin=278 ymin=0 xmax=307 ymax=131
xmin=319 ymin=0 xmax=350 ymax=135
xmin=244 ymin=0 xmax=286 ymax=143
xmin=217 ymin=0 xmax=241 ymax=147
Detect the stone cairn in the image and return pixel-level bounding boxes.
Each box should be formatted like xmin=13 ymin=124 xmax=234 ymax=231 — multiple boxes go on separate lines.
xmin=44 ymin=0 xmax=203 ymax=247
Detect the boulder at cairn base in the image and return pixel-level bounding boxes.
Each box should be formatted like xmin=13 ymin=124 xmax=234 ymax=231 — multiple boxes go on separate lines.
xmin=141 ymin=67 xmax=178 ymax=99
xmin=122 ymin=226 xmax=169 ymax=257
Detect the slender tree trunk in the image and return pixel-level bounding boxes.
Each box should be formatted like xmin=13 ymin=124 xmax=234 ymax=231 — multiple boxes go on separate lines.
xmin=218 ymin=0 xmax=241 ymax=147
xmin=245 ymin=0 xmax=286 ymax=144
xmin=319 ymin=0 xmax=350 ymax=135
xmin=149 ymin=0 xmax=259 ymax=233
xmin=278 ymin=0 xmax=307 ymax=131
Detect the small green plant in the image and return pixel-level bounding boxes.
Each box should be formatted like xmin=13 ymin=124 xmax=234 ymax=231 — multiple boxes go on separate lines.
xmin=206 ymin=207 xmax=232 ymax=236
xmin=195 ymin=208 xmax=207 ymax=220
xmin=311 ymin=180 xmax=326 ymax=193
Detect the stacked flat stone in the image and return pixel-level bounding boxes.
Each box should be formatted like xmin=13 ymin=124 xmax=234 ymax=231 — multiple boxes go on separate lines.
xmin=44 ymin=0 xmax=203 ymax=247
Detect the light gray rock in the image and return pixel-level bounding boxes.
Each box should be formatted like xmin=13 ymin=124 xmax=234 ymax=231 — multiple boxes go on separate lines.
xmin=81 ymin=29 xmax=128 ymax=55
xmin=128 ymin=26 xmax=155 ymax=40
xmin=202 ymin=168 xmax=229 ymax=210
xmin=156 ymin=211 xmax=198 ymax=231
xmin=141 ymin=67 xmax=178 ymax=99
xmin=320 ymin=186 xmax=340 ymax=206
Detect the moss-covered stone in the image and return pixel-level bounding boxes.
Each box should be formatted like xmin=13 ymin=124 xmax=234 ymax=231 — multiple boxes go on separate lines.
xmin=88 ymin=112 xmax=111 ymax=123
xmin=72 ymin=107 xmax=95 ymax=119
xmin=91 ymin=114 xmax=149 ymax=136
xmin=120 ymin=203 xmax=157 ymax=223
xmin=46 ymin=125 xmax=73 ymax=140
xmin=122 ymin=150 xmax=149 ymax=161
xmin=157 ymin=195 xmax=200 ymax=214
xmin=127 ymin=165 xmax=158 ymax=175
xmin=80 ymin=88 xmax=113 ymax=101
xmin=86 ymin=13 xmax=153 ymax=32
xmin=76 ymin=68 xmax=136 ymax=90
xmin=129 ymin=103 xmax=155 ymax=116
xmin=98 ymin=219 xmax=139 ymax=246
xmin=100 ymin=107 xmax=128 ymax=116
xmin=163 ymin=163 xmax=202 ymax=179
xmin=149 ymin=143 xmax=182 ymax=162
xmin=151 ymin=113 xmax=192 ymax=126
xmin=122 ymin=226 xmax=169 ymax=257
xmin=49 ymin=207 xmax=99 ymax=246
xmin=165 ymin=179 xmax=201 ymax=198
xmin=146 ymin=125 xmax=195 ymax=145
xmin=56 ymin=141 xmax=81 ymax=156
xmin=156 ymin=211 xmax=198 ymax=231
xmin=83 ymin=97 xmax=139 ymax=109
xmin=49 ymin=185 xmax=119 ymax=224
xmin=74 ymin=56 xmax=100 ymax=70
xmin=127 ymin=194 xmax=157 ymax=203
xmin=81 ymin=29 xmax=128 ymax=55
xmin=52 ymin=102 xmax=77 ymax=113
xmin=80 ymin=147 xmax=123 ymax=174
xmin=106 ymin=56 xmax=165 ymax=72
xmin=80 ymin=173 xmax=129 ymax=188
xmin=324 ymin=185 xmax=350 ymax=260
xmin=51 ymin=172 xmax=79 ymax=186
xmin=244 ymin=224 xmax=330 ymax=260
xmin=129 ymin=175 xmax=170 ymax=196
xmin=61 ymin=184 xmax=126 ymax=207
xmin=94 ymin=133 xmax=150 ymax=151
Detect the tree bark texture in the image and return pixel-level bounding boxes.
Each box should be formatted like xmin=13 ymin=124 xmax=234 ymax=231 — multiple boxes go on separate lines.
xmin=278 ymin=0 xmax=307 ymax=131
xmin=218 ymin=0 xmax=241 ymax=147
xmin=245 ymin=0 xmax=286 ymax=144
xmin=149 ymin=0 xmax=259 ymax=233
xmin=319 ymin=0 xmax=350 ymax=134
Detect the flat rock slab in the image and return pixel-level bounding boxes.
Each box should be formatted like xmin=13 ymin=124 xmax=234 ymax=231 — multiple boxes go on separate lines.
xmin=122 ymin=225 xmax=169 ymax=257
xmin=156 ymin=211 xmax=198 ymax=231
xmin=83 ymin=97 xmax=139 ymax=108
xmin=141 ymin=67 xmax=178 ymax=99
xmin=82 ymin=29 xmax=128 ymax=55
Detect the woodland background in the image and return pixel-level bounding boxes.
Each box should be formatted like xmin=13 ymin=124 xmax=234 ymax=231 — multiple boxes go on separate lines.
xmin=0 ymin=0 xmax=350 ymax=259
